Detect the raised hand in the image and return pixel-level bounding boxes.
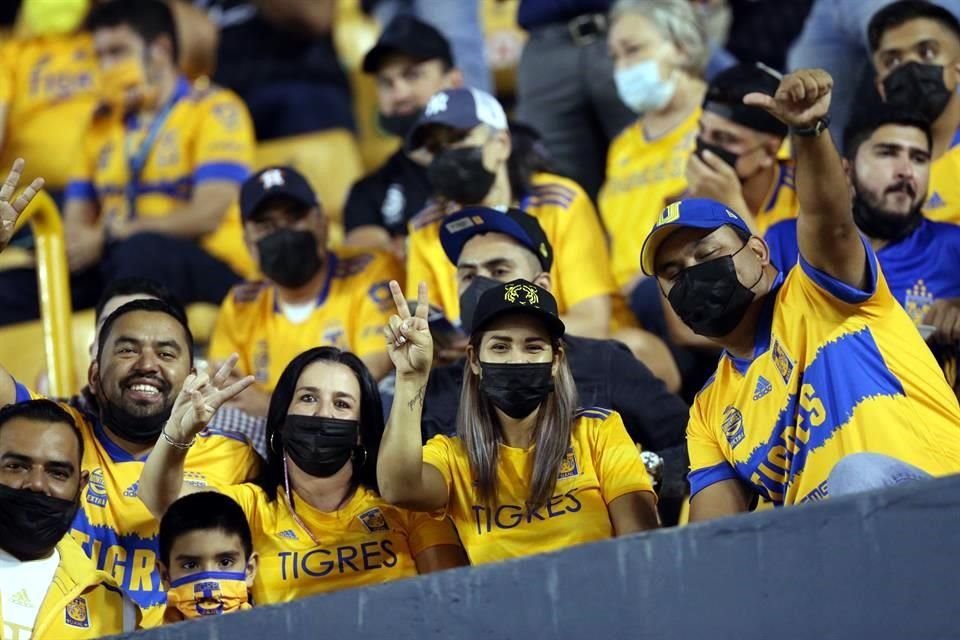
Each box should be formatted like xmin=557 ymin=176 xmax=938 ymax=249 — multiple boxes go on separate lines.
xmin=165 ymin=354 xmax=255 ymax=442
xmin=743 ymin=68 xmax=832 ymax=130
xmin=0 ymin=159 xmax=45 ymax=252
xmin=385 ymin=281 xmax=433 ymax=379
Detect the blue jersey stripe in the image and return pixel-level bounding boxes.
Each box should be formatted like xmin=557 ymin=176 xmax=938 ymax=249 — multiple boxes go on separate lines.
xmin=689 ymin=461 xmax=739 ymax=497
xmin=798 ymin=236 xmax=878 ymax=305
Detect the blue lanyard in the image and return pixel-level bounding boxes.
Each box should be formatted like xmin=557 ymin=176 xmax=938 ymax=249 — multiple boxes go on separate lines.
xmin=123 ymin=91 xmax=180 ymax=218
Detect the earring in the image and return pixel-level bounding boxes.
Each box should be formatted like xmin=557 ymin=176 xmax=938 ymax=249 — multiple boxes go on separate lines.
xmin=353 ymin=446 xmax=368 ymax=469
xmin=269 ymin=431 xmax=281 ymax=454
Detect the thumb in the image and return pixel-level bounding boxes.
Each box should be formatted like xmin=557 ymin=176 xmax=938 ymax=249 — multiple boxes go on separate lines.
xmin=743 ymin=92 xmax=776 ymax=110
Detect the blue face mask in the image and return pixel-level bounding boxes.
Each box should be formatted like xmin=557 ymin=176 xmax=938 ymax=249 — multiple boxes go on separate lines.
xmin=614 ymin=59 xmax=676 ymax=114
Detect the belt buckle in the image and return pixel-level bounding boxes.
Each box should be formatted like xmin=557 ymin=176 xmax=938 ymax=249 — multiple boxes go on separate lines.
xmin=568 ymin=13 xmax=605 ymax=47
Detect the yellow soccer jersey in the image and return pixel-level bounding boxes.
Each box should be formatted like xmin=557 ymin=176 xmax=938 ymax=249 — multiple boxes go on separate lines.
xmin=0 ymin=34 xmax=98 ymax=188
xmin=11 ymin=381 xmax=260 ymax=628
xmin=687 ymin=240 xmax=960 ymax=506
xmin=422 ymin=408 xmax=654 ymax=565
xmin=599 ymin=110 xmax=700 ymax=291
xmin=406 ymin=172 xmax=617 ymax=324
xmin=220 ymin=483 xmax=461 ymax=604
xmin=65 ymin=76 xmax=256 ymax=277
xmin=924 ymin=132 xmax=960 ymax=224
xmin=209 ymin=247 xmax=402 ymax=391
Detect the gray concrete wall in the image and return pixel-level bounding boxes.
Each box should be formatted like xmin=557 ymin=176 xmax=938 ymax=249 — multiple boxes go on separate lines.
xmin=116 ymin=476 xmax=960 ymax=640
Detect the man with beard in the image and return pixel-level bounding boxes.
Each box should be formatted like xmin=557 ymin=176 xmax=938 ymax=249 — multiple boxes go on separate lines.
xmin=0 ymin=399 xmax=140 ymax=638
xmin=343 ymin=15 xmax=463 ymax=257
xmin=766 ymin=105 xmax=960 ymax=346
xmin=0 ymin=161 xmax=258 ymax=627
xmin=209 ymin=166 xmax=401 ymax=417
xmin=640 ymin=69 xmax=960 ymax=522
xmin=869 ymin=1 xmax=960 ymax=224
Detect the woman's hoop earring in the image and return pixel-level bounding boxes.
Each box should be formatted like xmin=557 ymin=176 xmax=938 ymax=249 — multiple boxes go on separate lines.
xmin=269 ymin=431 xmax=281 ymax=454
xmin=353 ymin=446 xmax=368 ymax=469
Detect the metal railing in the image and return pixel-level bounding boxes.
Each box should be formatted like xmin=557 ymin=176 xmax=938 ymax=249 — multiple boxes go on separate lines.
xmin=13 ymin=190 xmax=75 ymax=396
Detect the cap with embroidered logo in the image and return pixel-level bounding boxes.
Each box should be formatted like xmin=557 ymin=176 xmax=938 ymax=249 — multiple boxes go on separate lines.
xmin=405 ymin=87 xmax=508 ymax=152
xmin=439 ymin=206 xmax=553 ymax=271
xmin=240 ymin=166 xmax=318 ymax=221
xmin=640 ymin=198 xmax=751 ymax=276
xmin=468 ymin=278 xmax=565 ymax=339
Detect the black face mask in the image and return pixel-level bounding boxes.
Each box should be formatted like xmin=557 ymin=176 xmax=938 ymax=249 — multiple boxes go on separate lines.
xmin=100 ymin=400 xmax=170 ymax=444
xmin=0 ymin=484 xmax=79 ymax=560
xmin=459 ymin=275 xmax=501 ymax=333
xmin=282 ymin=415 xmax=360 ymax=478
xmin=852 ymin=193 xmax=923 ymax=242
xmin=479 ymin=362 xmax=555 ymax=419
xmin=257 ymin=229 xmax=323 ymax=289
xmin=666 ymin=243 xmax=762 ymax=338
xmin=427 ymin=146 xmax=497 ymax=204
xmin=883 ymin=62 xmax=953 ymax=123
xmin=378 ymin=110 xmax=421 ymax=138
xmin=695 ymin=137 xmax=740 ymax=170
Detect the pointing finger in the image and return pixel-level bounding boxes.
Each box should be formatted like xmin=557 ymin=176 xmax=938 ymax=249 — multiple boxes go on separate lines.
xmin=389 ymin=280 xmax=411 ymax=321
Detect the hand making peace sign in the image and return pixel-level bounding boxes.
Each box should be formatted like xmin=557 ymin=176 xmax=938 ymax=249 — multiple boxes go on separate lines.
xmin=164 ymin=354 xmax=255 ymax=443
xmin=385 ymin=280 xmax=434 ymax=379
xmin=0 ymin=159 xmax=45 ymax=252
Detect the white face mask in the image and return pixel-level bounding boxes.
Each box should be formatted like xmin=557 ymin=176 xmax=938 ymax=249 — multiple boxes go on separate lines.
xmin=614 ymin=59 xmax=677 ymax=114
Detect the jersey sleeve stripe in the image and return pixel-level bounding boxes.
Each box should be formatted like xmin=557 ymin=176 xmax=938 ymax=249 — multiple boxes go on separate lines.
xmin=798 ymin=235 xmax=878 ymax=304
xmin=689 ymin=461 xmax=740 ymax=497
xmin=13 ymin=379 xmax=32 ymax=403
xmin=195 ymin=162 xmax=251 ymax=184
xmin=64 ymin=180 xmax=97 ymax=201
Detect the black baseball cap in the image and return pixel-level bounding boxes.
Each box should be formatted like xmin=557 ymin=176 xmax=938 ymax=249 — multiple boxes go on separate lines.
xmin=440 ymin=206 xmax=553 ymax=271
xmin=703 ymin=63 xmax=788 ymax=138
xmin=240 ymin=166 xmax=318 ymax=221
xmin=362 ymin=15 xmax=454 ymax=74
xmin=468 ymin=279 xmax=565 ymax=339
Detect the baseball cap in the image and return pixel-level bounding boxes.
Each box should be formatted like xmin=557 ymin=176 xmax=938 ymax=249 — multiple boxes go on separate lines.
xmin=406 ymin=87 xmax=508 ymax=152
xmin=639 ymin=198 xmax=751 ymax=276
xmin=703 ymin=63 xmax=788 ymax=138
xmin=240 ymin=166 xmax=318 ymax=221
xmin=362 ymin=15 xmax=454 ymax=74
xmin=468 ymin=279 xmax=565 ymax=339
xmin=439 ymin=206 xmax=553 ymax=271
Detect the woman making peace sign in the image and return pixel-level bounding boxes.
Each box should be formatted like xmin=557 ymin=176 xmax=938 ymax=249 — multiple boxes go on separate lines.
xmin=378 ymin=279 xmax=659 ymax=565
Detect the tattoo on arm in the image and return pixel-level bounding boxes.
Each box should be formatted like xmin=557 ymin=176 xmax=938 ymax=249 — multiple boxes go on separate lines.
xmin=407 ymin=385 xmax=426 ymax=412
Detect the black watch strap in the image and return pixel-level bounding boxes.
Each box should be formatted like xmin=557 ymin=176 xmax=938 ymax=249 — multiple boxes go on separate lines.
xmin=791 ymin=114 xmax=831 ymax=137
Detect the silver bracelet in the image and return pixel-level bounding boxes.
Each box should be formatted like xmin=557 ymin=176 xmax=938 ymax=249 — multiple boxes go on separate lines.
xmin=161 ymin=428 xmax=196 ymax=450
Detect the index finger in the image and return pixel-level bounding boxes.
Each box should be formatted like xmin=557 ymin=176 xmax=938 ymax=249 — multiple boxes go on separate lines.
xmin=389 ymin=280 xmax=412 ymax=320
xmin=211 ymin=353 xmax=240 ymax=387
xmin=414 ymin=281 xmax=429 ymax=321
xmin=0 ymin=159 xmax=24 ymax=203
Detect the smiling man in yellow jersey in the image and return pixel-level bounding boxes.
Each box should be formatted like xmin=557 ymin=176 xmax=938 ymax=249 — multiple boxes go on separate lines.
xmin=869 ymin=1 xmax=960 ymax=224
xmin=63 ymin=0 xmax=256 ymax=309
xmin=641 ymin=69 xmax=960 ymax=523
xmin=209 ymin=166 xmax=402 ymax=418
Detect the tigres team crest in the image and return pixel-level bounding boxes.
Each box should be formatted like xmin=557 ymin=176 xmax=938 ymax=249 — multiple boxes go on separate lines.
xmin=65 ymin=597 xmax=90 ymax=628
xmin=722 ymin=405 xmax=745 ymax=448
xmin=504 ymin=283 xmax=539 ymax=306
xmin=358 ymin=508 xmax=389 ymax=533
xmin=771 ymin=339 xmax=794 ymax=385
xmin=904 ymin=280 xmax=934 ymax=325
xmin=557 ymin=448 xmax=579 ymax=479
xmin=192 ymin=580 xmax=226 ymax=616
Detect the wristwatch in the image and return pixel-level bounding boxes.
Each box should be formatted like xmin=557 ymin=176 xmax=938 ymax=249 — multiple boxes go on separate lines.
xmin=791 ymin=114 xmax=831 ymax=137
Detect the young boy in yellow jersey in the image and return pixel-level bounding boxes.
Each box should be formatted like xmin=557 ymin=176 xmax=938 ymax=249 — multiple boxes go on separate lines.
xmin=209 ymin=166 xmax=402 ymax=418
xmin=158 ymin=492 xmax=257 ymax=622
xmin=59 ymin=0 xmax=256 ymax=310
xmin=869 ymin=1 xmax=960 ymax=224
xmin=640 ymin=68 xmax=960 ymax=523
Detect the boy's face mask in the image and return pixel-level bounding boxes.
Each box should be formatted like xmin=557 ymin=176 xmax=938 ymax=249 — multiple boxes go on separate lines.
xmin=167 ymin=571 xmax=252 ymax=619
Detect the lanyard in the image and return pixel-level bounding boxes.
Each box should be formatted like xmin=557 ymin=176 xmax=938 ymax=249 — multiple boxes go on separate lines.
xmin=123 ymin=93 xmax=179 ymax=218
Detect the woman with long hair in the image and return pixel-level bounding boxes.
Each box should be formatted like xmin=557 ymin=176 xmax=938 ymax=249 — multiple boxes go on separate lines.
xmin=139 ymin=349 xmax=467 ymax=606
xmin=378 ymin=279 xmax=659 ymax=565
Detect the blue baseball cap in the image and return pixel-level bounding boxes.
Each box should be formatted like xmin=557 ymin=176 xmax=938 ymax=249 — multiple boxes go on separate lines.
xmin=405 ymin=87 xmax=508 ymax=152
xmin=640 ymin=198 xmax=751 ymax=276
xmin=439 ymin=206 xmax=553 ymax=271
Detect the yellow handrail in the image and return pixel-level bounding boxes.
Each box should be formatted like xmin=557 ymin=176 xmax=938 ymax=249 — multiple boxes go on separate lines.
xmin=13 ymin=191 xmax=75 ymax=396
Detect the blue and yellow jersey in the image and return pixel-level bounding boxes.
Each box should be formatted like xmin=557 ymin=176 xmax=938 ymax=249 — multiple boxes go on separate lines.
xmin=65 ymin=76 xmax=256 ymax=277
xmin=599 ymin=110 xmax=700 ymax=291
xmin=12 ymin=381 xmax=260 ymax=629
xmin=766 ymin=217 xmax=960 ymax=324
xmin=422 ymin=408 xmax=654 ymax=565
xmin=686 ymin=240 xmax=960 ymax=506
xmin=0 ymin=34 xmax=98 ymax=188
xmin=406 ymin=172 xmax=618 ymax=325
xmin=208 ymin=247 xmax=402 ymax=392
xmin=219 ymin=483 xmax=460 ymax=605
xmin=924 ymin=129 xmax=960 ymax=224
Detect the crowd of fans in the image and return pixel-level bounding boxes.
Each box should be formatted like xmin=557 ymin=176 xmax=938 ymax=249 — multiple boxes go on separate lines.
xmin=2 ymin=0 xmax=960 ymax=636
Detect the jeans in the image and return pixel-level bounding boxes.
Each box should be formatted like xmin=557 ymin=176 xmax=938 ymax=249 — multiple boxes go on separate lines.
xmin=373 ymin=0 xmax=493 ymax=94
xmin=827 ymin=452 xmax=932 ymax=498
xmin=787 ymin=0 xmax=960 ymax=149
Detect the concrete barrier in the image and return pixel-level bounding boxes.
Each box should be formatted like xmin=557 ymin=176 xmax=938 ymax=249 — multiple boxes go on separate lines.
xmin=116 ymin=475 xmax=960 ymax=640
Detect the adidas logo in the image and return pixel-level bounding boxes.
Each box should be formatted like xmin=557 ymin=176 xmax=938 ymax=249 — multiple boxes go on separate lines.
xmin=278 ymin=529 xmax=298 ymax=540
xmin=753 ymin=376 xmax=773 ymax=401
xmin=11 ymin=589 xmax=31 ymax=607
xmin=123 ymin=482 xmax=139 ymax=498
xmin=926 ymin=192 xmax=946 ymax=209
